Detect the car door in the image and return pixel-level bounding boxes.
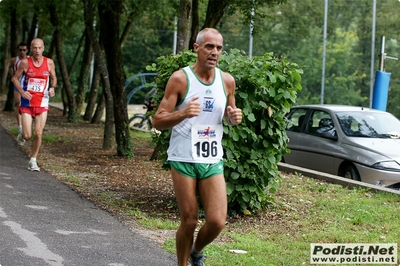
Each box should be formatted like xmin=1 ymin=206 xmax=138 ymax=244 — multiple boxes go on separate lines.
xmin=285 ymin=107 xmax=309 ymax=147
xmin=288 ymin=109 xmax=338 ymax=174
xmin=285 ymin=108 xmax=308 ymax=163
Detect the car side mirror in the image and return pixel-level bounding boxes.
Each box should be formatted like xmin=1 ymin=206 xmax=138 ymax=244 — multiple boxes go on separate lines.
xmin=321 ymin=131 xmax=338 ymax=141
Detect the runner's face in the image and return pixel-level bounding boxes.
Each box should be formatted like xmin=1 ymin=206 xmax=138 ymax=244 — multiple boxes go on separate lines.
xmin=30 ymin=41 xmax=44 ymax=59
xmin=18 ymin=46 xmax=28 ymax=57
xmin=195 ymin=33 xmax=223 ymax=70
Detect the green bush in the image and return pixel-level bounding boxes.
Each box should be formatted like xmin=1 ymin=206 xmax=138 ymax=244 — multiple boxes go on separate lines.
xmin=147 ymin=49 xmax=302 ymax=213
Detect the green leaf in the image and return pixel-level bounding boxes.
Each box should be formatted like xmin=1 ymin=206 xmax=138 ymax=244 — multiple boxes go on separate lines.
xmin=242 ymin=192 xmax=250 ymax=202
xmin=231 ymin=172 xmax=240 ymax=180
xmin=231 ymin=130 xmax=240 ymax=141
xmin=226 ymin=182 xmax=234 ymax=195
xmin=248 ymin=113 xmax=256 ymax=122
xmin=259 ymin=101 xmax=268 ymax=108
xmin=249 ymin=186 xmax=257 ymax=192
xmin=260 ymin=119 xmax=267 ymax=130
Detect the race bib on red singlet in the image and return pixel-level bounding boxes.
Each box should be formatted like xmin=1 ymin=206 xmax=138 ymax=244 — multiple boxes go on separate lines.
xmin=27 ymin=78 xmax=46 ymax=93
xmin=191 ymin=124 xmax=223 ymax=162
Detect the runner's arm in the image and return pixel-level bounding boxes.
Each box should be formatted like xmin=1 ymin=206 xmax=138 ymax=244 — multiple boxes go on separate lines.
xmin=9 ymin=57 xmax=16 ymax=78
xmin=152 ymin=70 xmax=200 ymax=130
xmin=11 ymin=59 xmax=28 ymax=96
xmin=223 ymin=72 xmax=242 ymax=125
xmin=48 ymin=58 xmax=57 ymax=97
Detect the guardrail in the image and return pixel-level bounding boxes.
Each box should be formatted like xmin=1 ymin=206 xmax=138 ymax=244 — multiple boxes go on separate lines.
xmin=278 ymin=162 xmax=400 ymax=195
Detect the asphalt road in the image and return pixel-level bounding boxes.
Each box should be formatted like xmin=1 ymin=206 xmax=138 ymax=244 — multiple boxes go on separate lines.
xmin=0 ymin=123 xmax=176 ymax=266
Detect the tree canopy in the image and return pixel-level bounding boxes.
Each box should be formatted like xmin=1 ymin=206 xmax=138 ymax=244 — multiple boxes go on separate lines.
xmin=0 ymin=0 xmax=399 ymax=150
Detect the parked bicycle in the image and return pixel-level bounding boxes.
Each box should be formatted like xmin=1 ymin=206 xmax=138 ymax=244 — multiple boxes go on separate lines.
xmin=128 ymin=87 xmax=156 ymax=132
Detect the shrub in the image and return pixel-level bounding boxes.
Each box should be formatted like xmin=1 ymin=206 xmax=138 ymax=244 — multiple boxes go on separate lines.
xmin=147 ymin=48 xmax=302 ymax=213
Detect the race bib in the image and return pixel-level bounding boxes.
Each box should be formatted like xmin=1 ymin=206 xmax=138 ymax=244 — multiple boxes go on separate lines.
xmin=27 ymin=78 xmax=46 ymax=93
xmin=191 ymin=124 xmax=223 ymax=162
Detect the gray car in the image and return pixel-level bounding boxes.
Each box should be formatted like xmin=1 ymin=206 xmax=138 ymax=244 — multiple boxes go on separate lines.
xmin=284 ymin=104 xmax=400 ymax=189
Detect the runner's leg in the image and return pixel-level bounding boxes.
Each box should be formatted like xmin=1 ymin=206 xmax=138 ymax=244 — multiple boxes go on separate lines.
xmin=194 ymin=173 xmax=227 ymax=252
xmin=31 ymin=111 xmax=48 ymax=158
xmin=171 ymin=167 xmax=199 ymax=266
xmin=13 ymin=90 xmax=22 ymax=130
xmin=20 ymin=110 xmax=33 ymax=141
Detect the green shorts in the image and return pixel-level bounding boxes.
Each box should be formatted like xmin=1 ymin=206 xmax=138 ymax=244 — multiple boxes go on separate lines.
xmin=168 ymin=160 xmax=224 ymax=180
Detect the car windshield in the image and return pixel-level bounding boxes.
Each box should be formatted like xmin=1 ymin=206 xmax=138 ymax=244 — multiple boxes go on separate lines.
xmin=336 ymin=111 xmax=400 ymax=139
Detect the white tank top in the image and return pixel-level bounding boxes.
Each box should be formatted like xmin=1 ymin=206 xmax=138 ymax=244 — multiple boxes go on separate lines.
xmin=167 ymin=66 xmax=227 ymax=163
xmin=14 ymin=56 xmax=29 ymax=85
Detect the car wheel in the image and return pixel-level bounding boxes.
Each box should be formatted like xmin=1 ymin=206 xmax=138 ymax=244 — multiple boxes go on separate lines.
xmin=343 ymin=164 xmax=361 ymax=181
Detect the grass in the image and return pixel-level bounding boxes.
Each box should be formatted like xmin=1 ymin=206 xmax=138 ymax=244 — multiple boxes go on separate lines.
xmin=11 ymin=126 xmax=68 ymax=143
xmin=130 ymin=128 xmax=153 ymax=140
xmin=42 ymin=134 xmax=58 ymax=142
xmin=63 ymin=174 xmax=82 ymax=187
xmin=138 ymin=217 xmax=179 ymax=230
xmin=7 ymin=119 xmax=398 ymax=265
xmin=135 ymin=173 xmax=400 ymax=266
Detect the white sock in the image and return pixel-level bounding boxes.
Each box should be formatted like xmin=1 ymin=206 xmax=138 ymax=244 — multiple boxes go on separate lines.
xmin=191 ymin=247 xmax=202 ymax=254
xmin=30 ymin=157 xmax=36 ymax=162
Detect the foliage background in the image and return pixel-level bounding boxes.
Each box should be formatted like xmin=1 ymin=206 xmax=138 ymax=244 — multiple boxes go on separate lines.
xmin=1 ymin=0 xmax=398 ymax=118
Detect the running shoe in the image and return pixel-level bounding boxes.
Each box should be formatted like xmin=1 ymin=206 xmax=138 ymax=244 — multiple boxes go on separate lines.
xmin=17 ymin=133 xmax=25 ymax=146
xmin=28 ymin=161 xmax=40 ymax=172
xmin=189 ymin=250 xmax=206 ymax=266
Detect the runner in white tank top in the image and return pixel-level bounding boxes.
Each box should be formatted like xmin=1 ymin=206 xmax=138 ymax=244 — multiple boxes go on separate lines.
xmin=152 ymin=28 xmax=242 ymax=266
xmin=167 ymin=66 xmax=227 ymax=164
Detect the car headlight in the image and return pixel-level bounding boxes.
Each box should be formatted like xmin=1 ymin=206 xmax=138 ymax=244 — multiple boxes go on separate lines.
xmin=372 ymin=161 xmax=400 ymax=171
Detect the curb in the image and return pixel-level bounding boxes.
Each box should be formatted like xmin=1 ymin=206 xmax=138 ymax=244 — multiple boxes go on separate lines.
xmin=278 ymin=162 xmax=400 ymax=195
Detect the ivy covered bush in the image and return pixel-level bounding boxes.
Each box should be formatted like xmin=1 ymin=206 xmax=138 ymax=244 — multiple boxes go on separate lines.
xmin=147 ymin=49 xmax=302 ymax=214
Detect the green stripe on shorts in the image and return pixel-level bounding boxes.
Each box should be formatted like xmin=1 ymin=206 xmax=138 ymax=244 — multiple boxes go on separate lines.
xmin=169 ymin=160 xmax=224 ymax=180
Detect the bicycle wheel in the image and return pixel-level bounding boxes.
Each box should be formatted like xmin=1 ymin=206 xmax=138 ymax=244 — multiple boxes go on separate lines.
xmin=129 ymin=115 xmax=151 ymax=131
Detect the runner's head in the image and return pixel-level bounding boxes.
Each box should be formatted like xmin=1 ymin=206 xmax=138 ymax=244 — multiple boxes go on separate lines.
xmin=30 ymin=38 xmax=45 ymax=59
xmin=17 ymin=42 xmax=28 ymax=58
xmin=193 ymin=28 xmax=223 ymax=70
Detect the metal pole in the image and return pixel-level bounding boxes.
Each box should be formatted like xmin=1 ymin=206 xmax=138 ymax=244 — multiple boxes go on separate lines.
xmin=379 ymin=36 xmax=385 ymax=71
xmin=249 ymin=2 xmax=254 ymax=58
xmin=173 ymin=17 xmax=177 ymax=55
xmin=369 ymin=0 xmax=376 ymax=108
xmin=321 ymin=0 xmax=328 ymax=104
xmin=89 ymin=20 xmax=96 ymax=89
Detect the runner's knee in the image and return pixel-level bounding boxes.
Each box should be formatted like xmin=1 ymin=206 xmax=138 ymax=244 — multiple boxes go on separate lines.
xmin=206 ymin=217 xmax=226 ymax=232
xmin=180 ymin=213 xmax=199 ymax=231
xmin=34 ymin=130 xmax=43 ymax=139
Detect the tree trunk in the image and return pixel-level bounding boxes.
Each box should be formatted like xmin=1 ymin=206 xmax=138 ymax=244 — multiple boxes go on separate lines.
xmin=49 ymin=3 xmax=77 ymax=122
xmin=189 ymin=0 xmax=199 ymax=50
xmin=10 ymin=6 xmax=19 ymax=55
xmin=176 ymin=0 xmax=192 ymax=53
xmin=83 ymin=0 xmax=115 ymax=150
xmin=83 ymin=59 xmax=100 ymax=121
xmin=76 ymin=30 xmax=92 ymax=116
xmin=91 ymin=91 xmax=105 ymax=124
xmin=150 ymin=143 xmax=164 ymax=161
xmin=1 ymin=19 xmax=11 ymax=94
xmin=46 ymin=33 xmax=66 ymax=117
xmin=47 ymin=34 xmax=57 ymax=59
xmin=4 ymin=6 xmax=20 ymax=112
xmin=120 ymin=11 xmax=136 ymax=48
xmin=98 ymin=0 xmax=133 ymax=157
xmin=22 ymin=18 xmax=29 ymax=42
xmin=27 ymin=13 xmax=38 ymax=45
xmin=203 ymin=0 xmax=228 ymax=28
xmin=59 ymin=31 xmax=85 ymax=116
